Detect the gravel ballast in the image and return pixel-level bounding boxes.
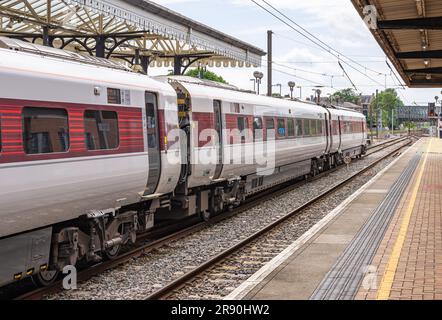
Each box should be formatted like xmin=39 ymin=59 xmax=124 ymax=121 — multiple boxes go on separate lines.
xmin=46 ymin=140 xmax=413 ymax=300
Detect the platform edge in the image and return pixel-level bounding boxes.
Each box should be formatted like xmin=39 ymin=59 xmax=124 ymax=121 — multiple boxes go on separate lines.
xmin=224 ymin=143 xmax=416 ymax=301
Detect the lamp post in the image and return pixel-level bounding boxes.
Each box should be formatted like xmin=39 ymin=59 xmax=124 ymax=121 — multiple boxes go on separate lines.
xmin=436 ymin=95 xmax=441 ymax=117
xmin=375 ymin=89 xmax=379 ymax=139
xmin=253 ymin=71 xmax=264 ymax=95
xmin=439 ymin=91 xmax=442 ymax=138
xmin=312 ymin=89 xmax=322 ymax=105
xmin=434 ymin=96 xmax=441 ymax=137
xmin=439 ymin=91 xmax=442 ymax=117
xmin=288 ymin=81 xmax=296 ymax=100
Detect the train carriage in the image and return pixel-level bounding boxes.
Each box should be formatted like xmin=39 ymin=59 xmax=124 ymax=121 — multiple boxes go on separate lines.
xmin=0 ymin=38 xmax=367 ymax=288
xmin=0 ymin=38 xmax=180 ymax=286
xmin=163 ymin=77 xmax=332 ymax=196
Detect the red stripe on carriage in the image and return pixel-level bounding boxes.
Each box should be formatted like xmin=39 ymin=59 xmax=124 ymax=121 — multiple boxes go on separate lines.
xmin=0 ymin=99 xmax=145 ymax=164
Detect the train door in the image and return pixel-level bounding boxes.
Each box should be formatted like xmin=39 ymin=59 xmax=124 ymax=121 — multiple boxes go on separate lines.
xmin=144 ymin=92 xmax=161 ymax=195
xmin=361 ymin=119 xmax=365 ymax=145
xmin=213 ymin=100 xmax=223 ymax=180
xmin=337 ymin=116 xmax=342 ymax=150
xmin=324 ymin=112 xmax=330 ymax=153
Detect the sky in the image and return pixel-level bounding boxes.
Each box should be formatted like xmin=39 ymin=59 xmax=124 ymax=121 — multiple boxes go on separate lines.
xmin=148 ymin=0 xmax=441 ymax=106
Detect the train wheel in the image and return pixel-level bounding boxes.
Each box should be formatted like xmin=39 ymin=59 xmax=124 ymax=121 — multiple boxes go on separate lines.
xmin=201 ymin=211 xmax=211 ymax=222
xmin=33 ymin=269 xmax=60 ymax=287
xmin=311 ymin=160 xmax=319 ymax=177
xmin=104 ymin=244 xmax=121 ymax=260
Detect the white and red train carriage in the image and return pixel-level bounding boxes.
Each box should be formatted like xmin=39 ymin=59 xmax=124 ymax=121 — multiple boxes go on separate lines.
xmin=0 ymin=38 xmax=367 ymax=287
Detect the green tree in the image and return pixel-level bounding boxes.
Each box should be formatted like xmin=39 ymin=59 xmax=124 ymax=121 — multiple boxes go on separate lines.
xmin=331 ymin=88 xmax=361 ymax=104
xmin=184 ymin=69 xmax=228 ymax=84
xmin=371 ymin=88 xmax=404 ymax=128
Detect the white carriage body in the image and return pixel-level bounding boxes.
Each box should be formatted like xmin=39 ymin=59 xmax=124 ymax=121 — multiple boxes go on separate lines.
xmin=0 ymin=46 xmax=180 ymax=238
xmin=0 ymin=40 xmax=368 ymax=288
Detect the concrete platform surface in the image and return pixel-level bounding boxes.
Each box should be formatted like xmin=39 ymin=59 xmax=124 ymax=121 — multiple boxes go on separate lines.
xmin=226 ymin=138 xmax=439 ymax=300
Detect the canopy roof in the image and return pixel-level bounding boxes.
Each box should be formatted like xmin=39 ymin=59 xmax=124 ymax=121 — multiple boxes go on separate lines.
xmin=0 ymin=0 xmax=265 ymax=73
xmin=352 ymin=0 xmax=442 ymax=88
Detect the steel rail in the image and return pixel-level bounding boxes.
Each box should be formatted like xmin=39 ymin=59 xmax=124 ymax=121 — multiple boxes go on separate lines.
xmin=145 ymin=138 xmax=415 ymax=300
xmin=366 ymin=136 xmax=409 ymax=155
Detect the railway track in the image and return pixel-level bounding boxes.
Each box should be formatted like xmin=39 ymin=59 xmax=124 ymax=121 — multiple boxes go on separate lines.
xmin=145 ymin=137 xmax=416 ymax=300
xmin=13 ymin=137 xmax=415 ymax=300
xmin=366 ymin=136 xmax=410 ymax=155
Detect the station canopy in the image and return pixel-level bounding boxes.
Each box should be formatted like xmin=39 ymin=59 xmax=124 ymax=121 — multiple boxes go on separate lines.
xmin=0 ymin=0 xmax=266 ymax=74
xmin=352 ymin=0 xmax=442 ymax=88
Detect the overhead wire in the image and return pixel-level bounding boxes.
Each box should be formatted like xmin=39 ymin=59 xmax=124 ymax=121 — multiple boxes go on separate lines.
xmin=250 ymin=0 xmax=387 ymax=88
xmin=272 ymin=61 xmax=343 ymax=78
xmin=338 ymin=61 xmax=358 ymax=91
xmin=386 ymin=60 xmax=406 ymax=89
xmin=259 ymin=0 xmax=389 ymax=76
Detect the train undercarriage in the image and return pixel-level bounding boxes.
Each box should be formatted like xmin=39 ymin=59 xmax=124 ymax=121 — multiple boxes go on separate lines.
xmin=10 ymin=144 xmax=365 ymax=287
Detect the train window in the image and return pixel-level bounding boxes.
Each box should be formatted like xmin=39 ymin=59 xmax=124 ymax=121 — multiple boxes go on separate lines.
xmin=295 ymin=119 xmax=303 ymax=137
xmin=317 ymin=120 xmax=323 ymax=135
xmin=310 ymin=120 xmax=317 ymax=136
xmin=237 ymin=116 xmax=248 ymax=142
xmin=265 ymin=118 xmax=275 ymax=141
xmin=22 ymin=107 xmax=69 ymax=154
xmin=304 ymin=119 xmax=310 ymax=136
xmin=253 ymin=117 xmax=263 ymax=141
xmin=333 ymin=120 xmax=340 ymax=135
xmin=266 ymin=118 xmax=275 ymax=129
xmin=237 ymin=116 xmax=247 ymax=131
xmin=277 ymin=118 xmax=286 ymax=137
xmin=287 ymin=119 xmax=295 ymax=137
xmin=84 ymin=110 xmax=119 ymax=150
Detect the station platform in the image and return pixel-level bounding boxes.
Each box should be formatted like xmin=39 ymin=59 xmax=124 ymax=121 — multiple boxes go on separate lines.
xmin=226 ymin=138 xmax=442 ymax=300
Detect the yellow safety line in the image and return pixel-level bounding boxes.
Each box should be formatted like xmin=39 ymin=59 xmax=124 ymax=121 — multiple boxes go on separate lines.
xmin=376 ymin=139 xmax=433 ymax=300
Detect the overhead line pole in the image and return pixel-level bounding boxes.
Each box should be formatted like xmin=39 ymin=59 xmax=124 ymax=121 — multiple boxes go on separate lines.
xmin=267 ymin=30 xmax=273 ymax=97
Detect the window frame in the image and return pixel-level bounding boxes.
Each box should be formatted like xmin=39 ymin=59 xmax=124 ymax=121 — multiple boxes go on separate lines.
xmin=277 ymin=118 xmax=286 ymax=138
xmin=84 ymin=109 xmax=120 ymax=151
xmin=295 ymin=119 xmax=303 ymax=137
xmin=253 ymin=117 xmax=264 ymax=142
xmin=22 ymin=106 xmax=70 ymax=155
xmin=304 ymin=119 xmax=311 ymax=137
xmin=310 ymin=119 xmax=317 ymax=136
xmin=317 ymin=120 xmax=323 ymax=136
xmin=287 ymin=118 xmax=295 ymax=137
xmin=265 ymin=117 xmax=275 ymax=141
xmin=237 ymin=116 xmax=248 ymax=143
